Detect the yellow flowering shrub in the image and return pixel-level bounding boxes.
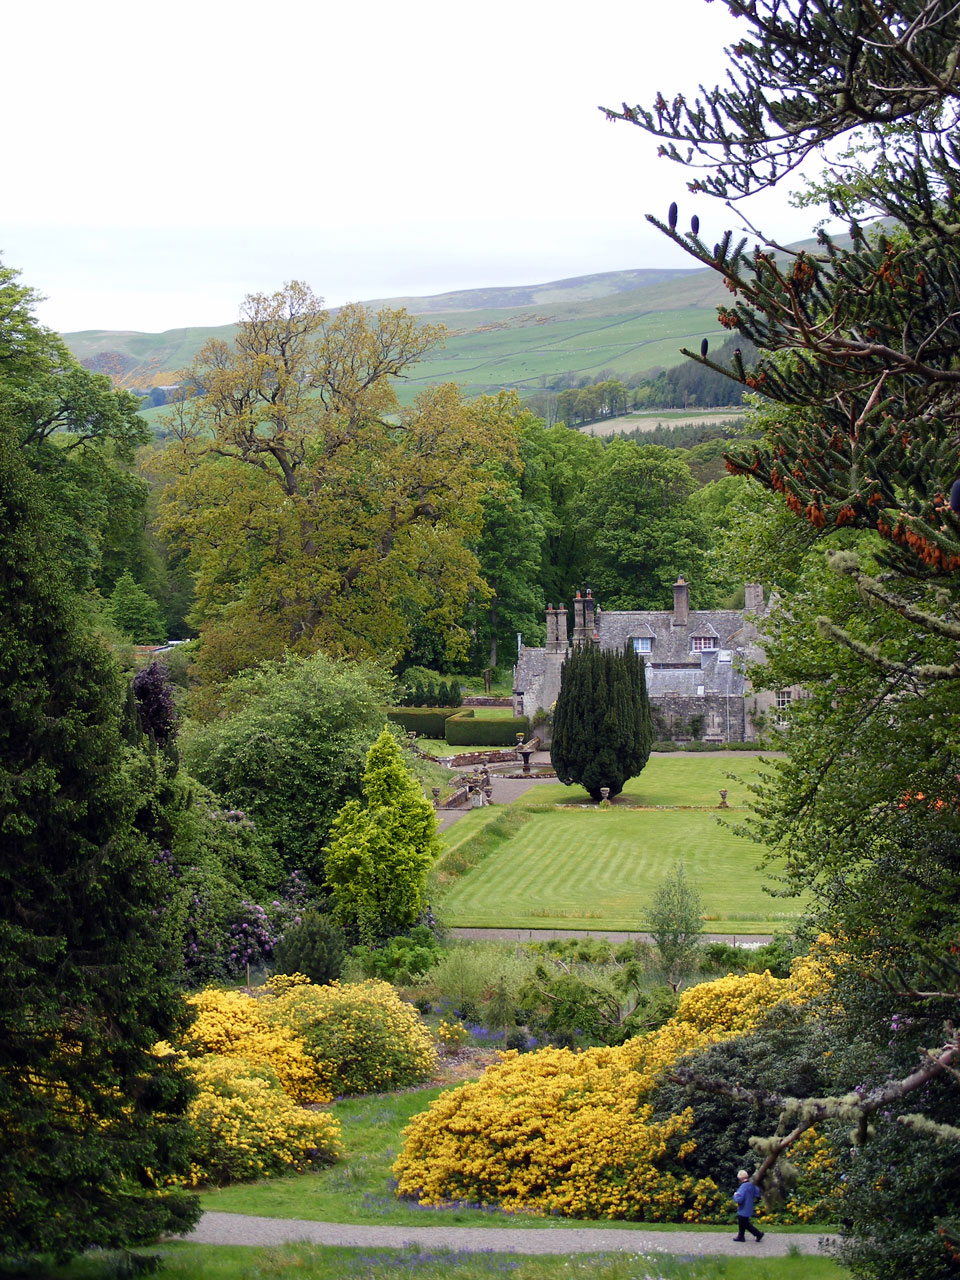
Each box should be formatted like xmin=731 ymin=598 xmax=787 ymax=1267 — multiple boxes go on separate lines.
xmin=174 ymin=1053 xmax=342 ymax=1186
xmin=674 ymin=970 xmax=792 ymax=1035
xmin=184 ymin=988 xmax=328 ymax=1104
xmin=263 ymin=979 xmax=437 ymax=1096
xmin=436 ymin=1019 xmax=470 ymax=1055
xmin=263 ymin=971 xmax=313 ymax=994
xmin=393 ymin=1042 xmax=724 ymax=1220
xmin=394 ymin=959 xmax=828 ymax=1222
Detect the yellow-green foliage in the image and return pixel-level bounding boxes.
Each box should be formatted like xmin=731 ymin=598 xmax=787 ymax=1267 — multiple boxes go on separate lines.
xmin=263 ymin=979 xmax=437 ymax=1096
xmin=184 ymin=988 xmax=328 ymax=1104
xmin=393 ymin=954 xmax=826 ymax=1221
xmin=176 ymin=1053 xmax=342 ymax=1187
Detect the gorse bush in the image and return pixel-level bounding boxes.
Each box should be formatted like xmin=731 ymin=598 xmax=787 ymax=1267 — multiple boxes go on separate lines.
xmin=183 ymin=988 xmax=329 ymax=1104
xmin=393 ymin=949 xmax=830 ymax=1221
xmin=263 ymin=979 xmax=437 ymax=1096
xmin=176 ymin=1053 xmax=341 ymax=1186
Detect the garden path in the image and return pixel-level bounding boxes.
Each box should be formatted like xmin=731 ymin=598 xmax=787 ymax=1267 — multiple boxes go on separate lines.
xmin=183 ymin=1211 xmax=834 ymax=1258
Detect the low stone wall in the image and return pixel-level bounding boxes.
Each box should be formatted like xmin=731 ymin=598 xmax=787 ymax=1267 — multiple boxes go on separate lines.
xmin=462 ymin=696 xmax=514 ymax=707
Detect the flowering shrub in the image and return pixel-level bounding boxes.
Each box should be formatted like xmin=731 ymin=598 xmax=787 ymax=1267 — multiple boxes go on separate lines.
xmin=263 ymin=979 xmax=437 ymax=1095
xmin=393 ymin=957 xmax=827 ymax=1221
xmin=436 ymin=1019 xmax=470 ymax=1055
xmin=184 ymin=988 xmax=329 ymax=1104
xmin=175 ymin=1053 xmax=341 ymax=1186
xmin=393 ymin=1039 xmax=724 ymax=1220
xmin=263 ymin=971 xmax=313 ymax=994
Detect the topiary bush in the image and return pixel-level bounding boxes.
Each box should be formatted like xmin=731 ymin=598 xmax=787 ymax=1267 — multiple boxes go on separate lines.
xmin=263 ymin=979 xmax=437 ymax=1096
xmin=273 ymin=912 xmax=346 ymax=985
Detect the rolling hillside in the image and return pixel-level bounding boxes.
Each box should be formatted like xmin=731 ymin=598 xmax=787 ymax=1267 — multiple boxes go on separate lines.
xmin=62 ymin=264 xmax=729 ymax=402
xmin=64 ymin=231 xmax=851 ymax=405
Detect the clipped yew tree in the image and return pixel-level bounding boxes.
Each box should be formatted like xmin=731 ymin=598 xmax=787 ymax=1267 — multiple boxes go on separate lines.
xmin=325 ymin=729 xmax=440 ymax=943
xmin=0 ymin=414 xmax=199 ymax=1260
xmin=551 ymin=644 xmax=653 ymax=800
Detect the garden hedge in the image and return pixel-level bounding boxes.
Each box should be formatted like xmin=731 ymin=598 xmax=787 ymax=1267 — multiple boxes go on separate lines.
xmin=444 ymin=708 xmax=530 ymax=747
xmin=386 ymin=707 xmax=462 ymax=738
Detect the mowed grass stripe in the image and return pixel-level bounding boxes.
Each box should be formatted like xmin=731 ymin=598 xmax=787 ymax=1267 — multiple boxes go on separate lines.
xmin=439 ymin=809 xmax=802 ymax=932
xmin=514 ymin=754 xmax=776 ymax=810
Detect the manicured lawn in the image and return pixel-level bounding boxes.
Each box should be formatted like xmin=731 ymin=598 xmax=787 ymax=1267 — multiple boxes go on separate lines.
xmin=515 ymin=754 xmax=776 ymax=809
xmin=437 ymin=754 xmax=794 ymax=933
xmin=437 ymin=808 xmax=798 ymax=933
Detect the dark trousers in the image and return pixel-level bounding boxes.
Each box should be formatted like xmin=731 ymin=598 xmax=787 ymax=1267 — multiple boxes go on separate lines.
xmin=736 ymin=1215 xmax=763 ymax=1240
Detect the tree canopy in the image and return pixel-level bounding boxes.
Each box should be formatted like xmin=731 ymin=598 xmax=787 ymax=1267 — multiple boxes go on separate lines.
xmin=605 ymin=3 xmax=960 ymax=1272
xmin=159 ymin=283 xmax=524 ymax=689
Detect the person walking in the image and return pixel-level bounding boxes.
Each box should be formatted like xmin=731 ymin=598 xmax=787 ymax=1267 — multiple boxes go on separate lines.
xmin=732 ymin=1169 xmax=765 ymax=1242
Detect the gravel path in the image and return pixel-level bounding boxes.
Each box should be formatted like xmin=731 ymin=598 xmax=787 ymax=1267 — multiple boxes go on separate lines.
xmin=183 ymin=1211 xmax=834 ymax=1258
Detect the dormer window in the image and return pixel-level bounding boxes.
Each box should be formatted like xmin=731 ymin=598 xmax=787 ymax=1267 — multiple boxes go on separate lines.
xmin=633 ymin=637 xmax=652 ymax=654
xmin=691 ymin=636 xmax=719 ymax=652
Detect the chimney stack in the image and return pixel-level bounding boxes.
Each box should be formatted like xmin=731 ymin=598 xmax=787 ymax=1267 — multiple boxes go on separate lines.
xmin=672 ymin=576 xmax=689 ymax=627
xmin=584 ymin=589 xmax=595 ymax=639
xmin=744 ymin=582 xmax=764 ymax=615
xmin=546 ymin=604 xmax=558 ymax=651
xmin=573 ymin=590 xmax=586 ymax=646
xmin=556 ymin=603 xmax=568 ymax=650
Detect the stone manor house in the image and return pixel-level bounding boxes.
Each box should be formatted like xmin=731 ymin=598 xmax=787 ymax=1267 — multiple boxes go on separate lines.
xmin=513 ymin=578 xmax=794 ymax=744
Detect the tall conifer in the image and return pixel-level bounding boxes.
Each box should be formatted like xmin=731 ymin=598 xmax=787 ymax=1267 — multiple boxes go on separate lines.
xmin=0 ymin=414 xmax=199 ymax=1260
xmin=551 ymin=645 xmax=653 ymax=799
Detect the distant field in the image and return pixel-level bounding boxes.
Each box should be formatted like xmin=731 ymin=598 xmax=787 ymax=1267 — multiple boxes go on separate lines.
xmin=438 ymin=755 xmax=798 ymax=934
xmin=581 ymin=409 xmax=744 ymax=437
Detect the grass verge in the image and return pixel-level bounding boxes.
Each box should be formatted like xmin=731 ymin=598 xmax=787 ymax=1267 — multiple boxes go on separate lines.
xmin=34 ymin=1242 xmax=848 ymax=1279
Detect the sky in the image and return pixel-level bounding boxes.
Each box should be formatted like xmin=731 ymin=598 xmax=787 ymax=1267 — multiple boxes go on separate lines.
xmin=4 ymin=0 xmax=831 ymax=334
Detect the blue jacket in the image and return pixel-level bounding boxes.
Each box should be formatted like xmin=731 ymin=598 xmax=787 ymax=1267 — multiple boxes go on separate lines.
xmin=734 ymin=1180 xmax=762 ymax=1217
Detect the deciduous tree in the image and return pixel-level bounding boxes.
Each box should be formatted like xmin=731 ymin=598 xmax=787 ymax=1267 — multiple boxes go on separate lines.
xmin=159 ymin=284 xmax=522 ymax=688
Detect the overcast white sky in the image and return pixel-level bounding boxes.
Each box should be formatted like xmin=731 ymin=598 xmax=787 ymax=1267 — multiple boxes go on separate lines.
xmin=4 ymin=0 xmax=829 ymax=334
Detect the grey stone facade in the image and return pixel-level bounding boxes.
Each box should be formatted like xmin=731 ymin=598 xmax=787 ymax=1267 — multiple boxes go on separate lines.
xmin=513 ymin=579 xmax=783 ymax=744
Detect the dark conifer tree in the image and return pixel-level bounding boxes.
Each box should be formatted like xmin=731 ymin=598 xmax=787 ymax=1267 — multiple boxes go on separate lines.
xmin=551 ymin=644 xmax=653 ymax=799
xmin=0 ymin=414 xmax=199 ymax=1261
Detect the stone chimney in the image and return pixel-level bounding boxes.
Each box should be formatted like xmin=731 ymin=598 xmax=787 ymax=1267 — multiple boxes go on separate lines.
xmin=556 ymin=603 xmax=569 ymax=650
xmin=744 ymin=582 xmax=764 ymax=614
xmin=546 ymin=605 xmax=558 ymax=652
xmin=573 ymin=590 xmax=586 ymax=646
xmin=584 ymin=589 xmax=595 ymax=640
xmin=672 ymin=576 xmax=689 ymax=627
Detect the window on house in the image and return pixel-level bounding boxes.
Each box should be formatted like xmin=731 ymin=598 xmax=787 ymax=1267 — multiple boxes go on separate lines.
xmin=776 ymin=689 xmax=792 ymax=726
xmin=633 ymin=637 xmax=652 ymax=653
xmin=691 ymin=636 xmax=719 ymax=652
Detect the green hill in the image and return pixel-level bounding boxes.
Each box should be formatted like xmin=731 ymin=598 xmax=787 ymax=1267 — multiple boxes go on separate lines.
xmin=61 ymin=237 xmax=838 ymax=403
xmin=61 ymin=266 xmax=728 ymax=401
